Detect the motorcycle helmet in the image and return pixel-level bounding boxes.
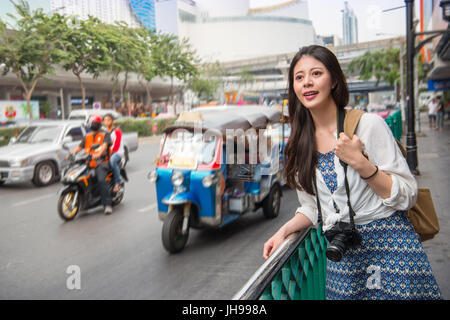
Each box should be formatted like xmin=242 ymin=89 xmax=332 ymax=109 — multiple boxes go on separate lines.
xmin=88 ymin=115 xmax=102 ymax=131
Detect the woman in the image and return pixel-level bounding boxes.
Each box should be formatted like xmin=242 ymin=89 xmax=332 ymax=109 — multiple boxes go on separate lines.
xmin=263 ymin=45 xmax=441 ymax=300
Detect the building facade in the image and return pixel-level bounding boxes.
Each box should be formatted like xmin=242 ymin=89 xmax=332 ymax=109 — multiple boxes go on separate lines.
xmin=342 ymin=1 xmax=358 ymax=45
xmin=155 ymin=0 xmax=318 ymax=62
xmin=50 ymin=0 xmax=156 ymax=29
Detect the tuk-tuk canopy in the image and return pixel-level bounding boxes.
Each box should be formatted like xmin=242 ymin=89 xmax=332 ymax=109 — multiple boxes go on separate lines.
xmin=165 ymin=105 xmax=282 ymax=135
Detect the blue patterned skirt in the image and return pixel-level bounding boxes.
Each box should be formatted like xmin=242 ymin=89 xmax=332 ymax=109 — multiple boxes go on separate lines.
xmin=326 ymin=212 xmax=442 ymax=300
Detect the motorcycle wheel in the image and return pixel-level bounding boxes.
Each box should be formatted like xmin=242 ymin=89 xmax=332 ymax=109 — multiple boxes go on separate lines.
xmin=58 ymin=190 xmax=81 ymax=221
xmin=162 ymin=207 xmax=189 ymax=254
xmin=112 ymin=183 xmax=125 ymax=206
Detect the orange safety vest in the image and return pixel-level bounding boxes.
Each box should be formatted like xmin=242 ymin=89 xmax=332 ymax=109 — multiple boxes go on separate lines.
xmin=84 ymin=132 xmax=110 ymax=168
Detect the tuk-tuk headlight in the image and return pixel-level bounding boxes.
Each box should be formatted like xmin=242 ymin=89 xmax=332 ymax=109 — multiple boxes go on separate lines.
xmin=148 ymin=169 xmax=158 ymax=183
xmin=171 ymin=170 xmax=184 ymax=187
xmin=202 ymin=174 xmax=217 ymax=188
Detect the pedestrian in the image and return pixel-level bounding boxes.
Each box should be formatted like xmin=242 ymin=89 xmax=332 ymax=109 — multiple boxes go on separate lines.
xmin=435 ymin=96 xmax=444 ymax=131
xmin=262 ymin=45 xmax=442 ymax=300
xmin=427 ymin=97 xmax=438 ymax=129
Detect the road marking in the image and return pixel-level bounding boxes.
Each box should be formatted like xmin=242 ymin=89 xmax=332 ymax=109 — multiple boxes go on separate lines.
xmin=138 ymin=203 xmax=158 ymax=213
xmin=129 ymin=168 xmax=152 ymax=177
xmin=12 ymin=193 xmax=54 ymax=207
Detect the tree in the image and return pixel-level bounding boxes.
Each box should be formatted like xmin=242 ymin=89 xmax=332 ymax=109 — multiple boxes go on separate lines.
xmin=347 ymin=48 xmax=427 ymax=102
xmin=103 ymin=22 xmax=147 ymax=113
xmin=154 ymin=34 xmax=199 ymax=105
xmin=187 ymin=61 xmax=224 ymax=103
xmin=58 ymin=16 xmax=112 ymax=109
xmin=0 ymin=0 xmax=66 ymax=120
xmin=135 ymin=28 xmax=159 ymax=114
xmin=347 ymin=48 xmax=400 ymax=86
xmin=238 ymin=67 xmax=255 ymax=91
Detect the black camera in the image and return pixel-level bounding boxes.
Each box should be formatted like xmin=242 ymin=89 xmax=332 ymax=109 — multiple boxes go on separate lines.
xmin=324 ymin=222 xmax=362 ymax=262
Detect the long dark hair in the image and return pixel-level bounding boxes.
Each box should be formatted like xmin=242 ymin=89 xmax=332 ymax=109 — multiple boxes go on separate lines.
xmin=283 ymin=45 xmax=349 ymax=195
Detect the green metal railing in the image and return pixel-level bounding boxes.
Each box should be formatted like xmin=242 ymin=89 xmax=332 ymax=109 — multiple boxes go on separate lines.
xmin=385 ymin=109 xmax=403 ymax=141
xmin=233 ymin=227 xmax=327 ymax=300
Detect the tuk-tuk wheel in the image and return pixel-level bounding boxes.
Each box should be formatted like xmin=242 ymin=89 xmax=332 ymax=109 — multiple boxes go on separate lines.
xmin=162 ymin=207 xmax=189 ymax=253
xmin=263 ymin=183 xmax=281 ymax=219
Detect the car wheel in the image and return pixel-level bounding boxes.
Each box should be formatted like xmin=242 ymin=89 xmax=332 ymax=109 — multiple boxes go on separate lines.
xmin=33 ymin=161 xmax=56 ymax=187
xmin=263 ymin=183 xmax=281 ymax=219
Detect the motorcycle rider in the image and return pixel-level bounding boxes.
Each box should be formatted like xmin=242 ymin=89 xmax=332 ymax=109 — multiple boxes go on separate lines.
xmin=67 ymin=115 xmax=114 ymax=215
xmin=103 ymin=113 xmax=123 ymax=193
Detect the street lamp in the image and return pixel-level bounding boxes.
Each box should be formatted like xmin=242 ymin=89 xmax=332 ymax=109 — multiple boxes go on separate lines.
xmin=441 ymin=0 xmax=450 ymax=22
xmin=404 ymin=0 xmax=450 ymax=175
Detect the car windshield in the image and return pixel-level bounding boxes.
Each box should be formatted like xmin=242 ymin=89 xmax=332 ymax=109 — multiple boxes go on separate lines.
xmin=17 ymin=126 xmax=61 ymax=144
xmin=160 ymin=129 xmax=217 ymax=166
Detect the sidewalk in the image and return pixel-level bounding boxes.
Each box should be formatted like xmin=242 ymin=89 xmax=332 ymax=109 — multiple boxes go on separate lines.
xmin=406 ymin=112 xmax=450 ymax=299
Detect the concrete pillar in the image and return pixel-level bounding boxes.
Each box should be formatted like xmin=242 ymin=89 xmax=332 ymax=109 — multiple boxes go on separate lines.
xmin=64 ymin=93 xmax=72 ymax=119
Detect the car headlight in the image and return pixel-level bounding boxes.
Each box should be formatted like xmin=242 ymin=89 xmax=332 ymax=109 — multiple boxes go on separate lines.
xmin=202 ymin=174 xmax=217 ymax=188
xmin=171 ymin=170 xmax=184 ymax=187
xmin=9 ymin=159 xmax=29 ymax=168
xmin=147 ymin=169 xmax=158 ymax=183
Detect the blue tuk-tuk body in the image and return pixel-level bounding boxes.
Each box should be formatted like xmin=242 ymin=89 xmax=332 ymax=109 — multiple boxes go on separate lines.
xmin=149 ymin=105 xmax=287 ymax=253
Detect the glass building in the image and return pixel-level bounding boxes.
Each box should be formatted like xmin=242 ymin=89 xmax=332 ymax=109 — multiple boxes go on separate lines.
xmin=342 ymin=1 xmax=358 ymax=45
xmin=129 ymin=0 xmax=156 ymax=30
xmin=49 ymin=0 xmax=156 ymax=30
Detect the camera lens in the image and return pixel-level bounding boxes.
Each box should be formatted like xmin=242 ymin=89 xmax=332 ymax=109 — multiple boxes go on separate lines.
xmin=326 ymin=233 xmax=348 ymax=262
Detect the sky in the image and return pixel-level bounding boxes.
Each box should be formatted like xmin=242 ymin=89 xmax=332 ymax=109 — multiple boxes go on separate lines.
xmin=250 ymin=0 xmax=417 ymax=42
xmin=1 ymin=0 xmax=419 ymax=43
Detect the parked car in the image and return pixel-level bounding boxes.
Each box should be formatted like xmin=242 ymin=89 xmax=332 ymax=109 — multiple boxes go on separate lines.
xmin=0 ymin=120 xmax=138 ymax=186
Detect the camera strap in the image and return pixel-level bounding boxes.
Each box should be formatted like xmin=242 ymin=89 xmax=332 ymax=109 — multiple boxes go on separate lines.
xmin=338 ymin=108 xmax=357 ymax=229
xmin=312 ymin=108 xmax=356 ymax=229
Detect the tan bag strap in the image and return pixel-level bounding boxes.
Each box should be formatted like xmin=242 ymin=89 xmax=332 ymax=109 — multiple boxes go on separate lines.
xmin=344 ymin=109 xmax=365 ymax=139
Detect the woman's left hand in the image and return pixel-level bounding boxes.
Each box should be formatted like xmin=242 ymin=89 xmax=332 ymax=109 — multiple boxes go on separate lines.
xmin=334 ymin=133 xmax=366 ymax=168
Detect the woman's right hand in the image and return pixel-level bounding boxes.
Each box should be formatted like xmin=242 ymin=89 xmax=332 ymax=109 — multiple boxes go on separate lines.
xmin=263 ymin=230 xmax=286 ymax=260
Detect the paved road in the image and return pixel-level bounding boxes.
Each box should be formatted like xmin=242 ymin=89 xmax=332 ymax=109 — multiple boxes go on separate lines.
xmin=0 ymin=138 xmax=299 ymax=299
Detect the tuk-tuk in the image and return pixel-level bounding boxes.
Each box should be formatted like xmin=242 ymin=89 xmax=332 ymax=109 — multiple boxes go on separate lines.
xmin=148 ymin=105 xmax=287 ymax=253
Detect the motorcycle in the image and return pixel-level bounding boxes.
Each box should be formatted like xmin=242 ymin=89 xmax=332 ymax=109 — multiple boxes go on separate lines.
xmin=57 ymin=144 xmax=128 ymax=221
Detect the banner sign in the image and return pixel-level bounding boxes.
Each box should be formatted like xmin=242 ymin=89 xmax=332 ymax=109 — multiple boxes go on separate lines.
xmin=0 ymin=100 xmax=40 ymax=121
xmin=427 ymin=78 xmax=450 ymax=91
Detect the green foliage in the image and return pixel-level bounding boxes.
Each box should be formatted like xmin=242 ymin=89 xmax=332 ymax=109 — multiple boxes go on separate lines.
xmin=40 ymin=100 xmax=51 ymax=117
xmin=115 ymin=118 xmax=175 ymax=137
xmin=57 ymin=15 xmax=112 ymax=108
xmin=187 ymin=61 xmax=224 ymax=102
xmin=0 ymin=0 xmax=67 ymax=119
xmin=347 ymin=48 xmax=401 ymax=86
xmin=0 ymin=0 xmax=200 ymax=113
xmin=152 ymin=34 xmax=200 ymax=103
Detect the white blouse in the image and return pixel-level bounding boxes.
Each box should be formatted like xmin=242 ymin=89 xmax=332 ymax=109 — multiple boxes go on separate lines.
xmin=295 ymin=112 xmax=418 ymax=232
